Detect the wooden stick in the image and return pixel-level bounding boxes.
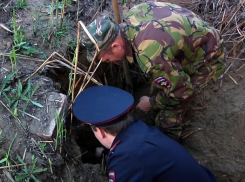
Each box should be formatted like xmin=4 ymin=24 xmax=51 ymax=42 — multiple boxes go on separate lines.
xmin=77 ymin=51 xmax=99 ymax=95
xmin=70 ymin=22 xmax=81 ymax=134
xmin=112 ymin=0 xmax=121 ymax=23
xmin=0 ymin=23 xmax=14 ymax=33
xmin=78 ymin=58 xmax=103 ymax=95
xmin=31 ymin=138 xmax=48 ymax=159
xmin=59 ymin=0 xmax=66 ymax=30
xmin=0 ymin=163 xmax=27 ymax=169
xmin=228 ymin=75 xmax=238 ymax=85
xmin=79 ymin=21 xmax=100 ymax=52
xmin=236 ymin=63 xmax=245 ymax=72
xmin=221 ymin=0 xmax=245 ymax=34
xmin=20 ymin=110 xmax=41 ymax=122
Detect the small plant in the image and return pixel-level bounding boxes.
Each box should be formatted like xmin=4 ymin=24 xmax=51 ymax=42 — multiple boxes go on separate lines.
xmin=38 ymin=142 xmax=46 ymax=153
xmin=4 ymin=79 xmax=43 ymax=115
xmin=16 ymin=0 xmax=28 ymax=9
xmin=15 ymin=155 xmax=47 ymax=181
xmin=54 ymin=111 xmax=66 ymax=152
xmin=12 ymin=9 xmax=26 ymax=51
xmin=31 ymin=6 xmax=42 ymax=36
xmin=48 ymin=158 xmax=53 ymax=174
xmin=12 ymin=9 xmax=40 ymax=55
xmin=0 ymin=72 xmax=16 ymax=99
xmin=0 ymin=133 xmax=17 ymax=167
xmin=67 ymin=38 xmax=77 ymax=52
xmin=10 ymin=46 xmax=19 ymax=74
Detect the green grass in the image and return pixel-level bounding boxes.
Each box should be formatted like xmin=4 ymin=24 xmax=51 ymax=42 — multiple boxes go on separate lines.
xmin=15 ymin=155 xmax=47 ymax=181
xmin=0 ymin=133 xmax=17 ymax=167
xmin=16 ymin=0 xmax=28 ymax=9
xmin=4 ymin=79 xmax=43 ymax=115
xmin=54 ymin=110 xmax=66 ymax=152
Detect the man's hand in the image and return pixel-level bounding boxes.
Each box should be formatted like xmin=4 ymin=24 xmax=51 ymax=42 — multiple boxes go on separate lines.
xmin=136 ymin=96 xmax=152 ymax=113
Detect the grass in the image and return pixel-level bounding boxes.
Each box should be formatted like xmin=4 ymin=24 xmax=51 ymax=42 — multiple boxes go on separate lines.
xmin=54 ymin=110 xmax=66 ymax=152
xmin=15 ymin=155 xmax=47 ymax=181
xmin=16 ymin=0 xmax=28 ymax=9
xmin=12 ymin=9 xmax=40 ymax=56
xmin=0 ymin=72 xmax=16 ymax=99
xmin=0 ymin=133 xmax=17 ymax=167
xmin=4 ymin=79 xmax=43 ymax=116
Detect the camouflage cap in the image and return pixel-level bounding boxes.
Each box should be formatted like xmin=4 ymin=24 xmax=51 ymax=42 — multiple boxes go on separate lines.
xmin=82 ymin=16 xmax=119 ymax=62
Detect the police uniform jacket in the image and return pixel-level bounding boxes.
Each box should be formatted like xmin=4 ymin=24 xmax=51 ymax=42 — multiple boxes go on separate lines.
xmin=106 ymin=120 xmax=216 ymax=182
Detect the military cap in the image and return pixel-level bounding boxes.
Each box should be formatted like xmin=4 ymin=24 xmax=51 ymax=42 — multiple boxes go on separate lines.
xmin=82 ymin=16 xmax=119 ymax=62
xmin=73 ymin=86 xmax=134 ymax=126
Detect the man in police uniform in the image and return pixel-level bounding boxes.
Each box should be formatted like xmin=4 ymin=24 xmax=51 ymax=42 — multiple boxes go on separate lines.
xmin=82 ymin=2 xmax=226 ymax=139
xmin=73 ymin=85 xmax=217 ymax=182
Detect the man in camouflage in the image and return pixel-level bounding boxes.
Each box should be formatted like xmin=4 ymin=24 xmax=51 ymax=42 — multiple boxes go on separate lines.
xmin=82 ymin=2 xmax=226 ymax=139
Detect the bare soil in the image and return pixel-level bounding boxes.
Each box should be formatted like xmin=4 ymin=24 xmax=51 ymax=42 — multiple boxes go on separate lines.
xmin=0 ymin=0 xmax=244 ymax=182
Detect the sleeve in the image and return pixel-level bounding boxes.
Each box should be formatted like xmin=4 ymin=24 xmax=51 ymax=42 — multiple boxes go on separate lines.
xmin=136 ymin=40 xmax=195 ymax=109
xmin=107 ymin=154 xmax=152 ymax=182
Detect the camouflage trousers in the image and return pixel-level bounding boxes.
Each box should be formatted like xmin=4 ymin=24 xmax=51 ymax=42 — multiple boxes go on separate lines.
xmin=153 ymin=58 xmax=225 ymax=140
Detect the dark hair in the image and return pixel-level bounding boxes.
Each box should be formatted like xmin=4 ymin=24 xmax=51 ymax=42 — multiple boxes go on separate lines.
xmin=91 ymin=114 xmax=133 ymax=136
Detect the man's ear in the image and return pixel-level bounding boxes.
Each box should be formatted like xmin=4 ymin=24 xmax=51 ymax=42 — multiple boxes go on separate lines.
xmin=98 ymin=128 xmax=106 ymax=138
xmin=111 ymin=42 xmax=122 ymax=50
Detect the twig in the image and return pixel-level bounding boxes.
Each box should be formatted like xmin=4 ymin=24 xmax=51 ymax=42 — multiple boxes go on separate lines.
xmin=0 ymin=53 xmax=45 ymax=62
xmin=0 ymin=100 xmax=27 ymax=134
xmin=59 ymin=0 xmax=66 ymax=29
xmin=20 ymin=110 xmax=41 ymax=122
xmin=221 ymin=0 xmax=245 ymax=34
xmin=3 ymin=170 xmax=15 ymax=182
xmin=0 ymin=23 xmax=13 ymax=33
xmin=22 ymin=52 xmax=102 ymax=86
xmin=23 ymin=148 xmax=27 ymax=160
xmin=0 ymin=163 xmax=27 ymax=169
xmin=79 ymin=21 xmax=100 ymax=52
xmin=228 ymin=75 xmax=238 ymax=85
xmin=236 ymin=63 xmax=245 ymax=72
xmin=3 ymin=0 xmax=13 ymax=10
xmin=79 ymin=58 xmax=103 ymax=93
xmin=31 ymin=138 xmax=48 ymax=159
xmin=39 ymin=141 xmax=53 ymax=143
xmin=76 ymin=57 xmax=102 ymax=97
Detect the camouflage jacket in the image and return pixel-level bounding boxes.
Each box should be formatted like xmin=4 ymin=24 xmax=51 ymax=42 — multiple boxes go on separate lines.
xmin=120 ymin=2 xmax=225 ymax=109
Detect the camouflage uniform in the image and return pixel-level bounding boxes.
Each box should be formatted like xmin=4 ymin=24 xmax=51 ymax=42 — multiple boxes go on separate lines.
xmin=82 ymin=2 xmax=225 ymax=138
xmin=120 ymin=2 xmax=225 ymax=137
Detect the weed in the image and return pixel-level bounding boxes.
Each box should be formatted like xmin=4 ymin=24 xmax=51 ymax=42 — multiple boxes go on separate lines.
xmin=31 ymin=6 xmax=42 ymax=37
xmin=68 ymin=55 xmax=76 ymax=96
xmin=12 ymin=9 xmax=40 ymax=56
xmin=54 ymin=110 xmax=66 ymax=152
xmin=12 ymin=10 xmax=26 ymax=52
xmin=0 ymin=133 xmax=17 ymax=167
xmin=48 ymin=158 xmax=53 ymax=174
xmin=38 ymin=142 xmax=46 ymax=153
xmin=0 ymin=100 xmax=27 ymax=134
xmin=0 ymin=72 xmax=16 ymax=99
xmin=45 ymin=1 xmax=63 ymax=15
xmin=4 ymin=79 xmax=43 ymax=115
xmin=67 ymin=38 xmax=77 ymax=52
xmin=22 ymin=43 xmax=40 ymax=56
xmin=15 ymin=155 xmax=47 ymax=181
xmin=10 ymin=46 xmax=18 ymax=73
xmin=16 ymin=0 xmax=28 ymax=9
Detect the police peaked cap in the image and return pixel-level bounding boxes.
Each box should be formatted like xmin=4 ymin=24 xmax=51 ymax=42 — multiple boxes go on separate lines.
xmin=73 ymin=86 xmax=134 ymax=126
